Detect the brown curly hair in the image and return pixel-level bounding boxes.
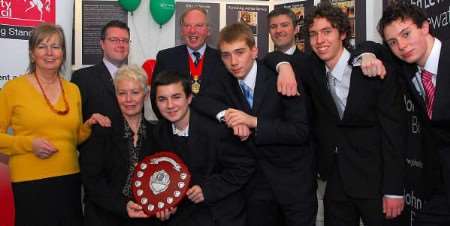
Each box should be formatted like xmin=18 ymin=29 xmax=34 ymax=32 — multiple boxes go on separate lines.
xmin=304 ymin=2 xmax=352 ymax=49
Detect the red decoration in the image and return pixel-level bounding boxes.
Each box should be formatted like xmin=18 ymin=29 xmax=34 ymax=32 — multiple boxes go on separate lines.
xmin=142 ymin=59 xmax=156 ymax=85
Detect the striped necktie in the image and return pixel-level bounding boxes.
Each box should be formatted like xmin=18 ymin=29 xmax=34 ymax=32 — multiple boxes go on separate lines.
xmin=239 ymin=81 xmax=253 ymax=108
xmin=421 ymin=69 xmax=435 ymax=119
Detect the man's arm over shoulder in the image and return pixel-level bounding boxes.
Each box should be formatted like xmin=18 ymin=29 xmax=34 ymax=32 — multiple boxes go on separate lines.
xmin=376 ymin=64 xmax=406 ymax=196
xmin=254 ymin=67 xmax=310 ymax=145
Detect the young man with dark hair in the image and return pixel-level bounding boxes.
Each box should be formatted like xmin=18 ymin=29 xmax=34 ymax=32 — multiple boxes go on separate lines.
xmin=265 ymin=3 xmax=406 ymax=226
xmin=150 ymin=70 xmax=254 ymax=226
xmin=194 ymin=23 xmax=316 ymax=226
xmin=72 ymin=20 xmax=130 ymax=123
xmin=354 ymin=2 xmax=450 ymax=225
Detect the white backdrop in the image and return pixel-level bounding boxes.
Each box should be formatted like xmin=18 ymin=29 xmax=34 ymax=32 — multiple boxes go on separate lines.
xmin=0 ymin=0 xmax=75 ymax=89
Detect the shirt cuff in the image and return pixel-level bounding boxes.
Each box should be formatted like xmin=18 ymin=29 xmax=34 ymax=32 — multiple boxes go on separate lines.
xmin=352 ymin=53 xmax=376 ymax=66
xmin=275 ymin=61 xmax=291 ymax=72
xmin=384 ymin=195 xmax=404 ymax=199
xmin=216 ymin=110 xmax=226 ymax=123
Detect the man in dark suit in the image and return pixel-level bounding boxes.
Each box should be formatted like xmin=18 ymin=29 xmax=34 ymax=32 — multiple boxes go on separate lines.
xmin=264 ymin=3 xmax=405 ymax=226
xmin=152 ymin=7 xmax=221 ymax=96
xmin=71 ymin=20 xmax=130 ymax=123
xmin=267 ymin=7 xmax=305 ymax=97
xmin=194 ymin=23 xmax=316 ymax=226
xmin=150 ymin=70 xmax=254 ymax=226
xmin=268 ymin=8 xmax=302 ymax=56
xmin=352 ymin=3 xmax=450 ymax=225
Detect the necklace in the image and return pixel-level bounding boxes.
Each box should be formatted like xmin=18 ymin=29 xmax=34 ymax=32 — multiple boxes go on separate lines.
xmin=34 ymin=73 xmax=70 ymax=115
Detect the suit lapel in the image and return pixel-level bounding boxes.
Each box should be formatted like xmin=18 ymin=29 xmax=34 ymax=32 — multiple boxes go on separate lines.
xmin=186 ymin=112 xmax=201 ymax=166
xmin=252 ymin=64 xmax=268 ymax=113
xmin=177 ymin=45 xmax=190 ymax=75
xmin=201 ymin=46 xmax=217 ymax=81
xmin=342 ymin=66 xmax=364 ymax=121
xmin=311 ymin=60 xmax=340 ymax=119
xmin=96 ymin=62 xmax=116 ymax=97
xmin=228 ymin=74 xmax=251 ymax=113
xmin=403 ymin=63 xmax=427 ymax=114
xmin=433 ymin=43 xmax=450 ymax=120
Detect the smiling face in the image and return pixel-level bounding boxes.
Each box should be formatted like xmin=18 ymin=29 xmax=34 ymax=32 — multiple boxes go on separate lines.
xmin=156 ymin=82 xmax=192 ymax=128
xmin=100 ymin=27 xmax=130 ymax=66
xmin=269 ymin=14 xmax=298 ymax=52
xmin=181 ymin=9 xmax=210 ymax=51
xmin=219 ymin=39 xmax=257 ymax=80
xmin=116 ymin=78 xmax=146 ymax=120
xmin=308 ymin=17 xmax=345 ymax=69
xmin=383 ymin=18 xmax=431 ymax=67
xmin=31 ymin=33 xmax=64 ymax=73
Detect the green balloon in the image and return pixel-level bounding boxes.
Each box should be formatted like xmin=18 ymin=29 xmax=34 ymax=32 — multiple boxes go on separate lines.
xmin=118 ymin=0 xmax=141 ymax=12
xmin=150 ymin=0 xmax=175 ymax=27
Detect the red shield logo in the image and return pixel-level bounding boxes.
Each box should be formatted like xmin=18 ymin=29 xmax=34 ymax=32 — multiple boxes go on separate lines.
xmin=0 ymin=0 xmax=56 ymax=27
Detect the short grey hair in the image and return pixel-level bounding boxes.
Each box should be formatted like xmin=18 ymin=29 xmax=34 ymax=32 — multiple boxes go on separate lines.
xmin=114 ymin=64 xmax=148 ymax=93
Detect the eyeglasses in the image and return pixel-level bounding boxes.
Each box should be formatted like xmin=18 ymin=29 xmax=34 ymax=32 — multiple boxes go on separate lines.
xmin=106 ymin=37 xmax=131 ymax=44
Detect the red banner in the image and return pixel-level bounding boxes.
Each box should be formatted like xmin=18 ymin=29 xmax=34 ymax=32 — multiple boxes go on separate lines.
xmin=0 ymin=0 xmax=55 ymax=27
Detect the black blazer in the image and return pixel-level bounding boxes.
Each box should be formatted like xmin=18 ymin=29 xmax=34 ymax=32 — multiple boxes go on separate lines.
xmin=351 ymin=40 xmax=450 ymax=200
xmin=193 ymin=62 xmax=316 ymax=205
xmin=79 ymin=119 xmax=158 ymax=226
xmin=152 ymin=44 xmax=221 ymax=85
xmin=152 ymin=110 xmax=254 ymax=226
xmin=264 ymin=51 xmax=406 ymax=198
xmin=71 ymin=62 xmax=121 ymax=122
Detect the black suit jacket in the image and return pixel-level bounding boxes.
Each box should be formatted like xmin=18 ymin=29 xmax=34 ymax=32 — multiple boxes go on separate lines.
xmin=152 ymin=44 xmax=221 ymax=86
xmin=79 ymin=119 xmax=159 ymax=226
xmin=152 ymin=110 xmax=254 ymax=226
xmin=71 ymin=62 xmax=121 ymax=122
xmin=193 ymin=62 xmax=316 ymax=205
xmin=264 ymin=51 xmax=405 ymax=199
xmin=354 ymin=40 xmax=450 ymax=200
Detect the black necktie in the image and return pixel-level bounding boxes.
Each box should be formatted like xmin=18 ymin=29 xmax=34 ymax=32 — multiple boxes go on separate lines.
xmin=193 ymin=51 xmax=201 ymax=66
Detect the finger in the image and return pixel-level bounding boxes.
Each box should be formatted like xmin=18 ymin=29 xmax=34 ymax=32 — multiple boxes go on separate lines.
xmin=288 ymin=85 xmax=297 ymax=97
xmin=277 ymin=78 xmax=283 ymax=93
xmin=380 ymin=67 xmax=387 ymax=79
xmin=41 ymin=140 xmax=58 ymax=152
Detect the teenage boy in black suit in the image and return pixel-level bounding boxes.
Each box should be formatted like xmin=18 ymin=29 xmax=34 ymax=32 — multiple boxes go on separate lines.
xmin=71 ymin=20 xmax=130 ymax=123
xmin=194 ymin=23 xmax=316 ymax=226
xmin=351 ymin=3 xmax=450 ymax=225
xmin=264 ymin=3 xmax=406 ymax=226
xmin=149 ymin=71 xmax=254 ymax=226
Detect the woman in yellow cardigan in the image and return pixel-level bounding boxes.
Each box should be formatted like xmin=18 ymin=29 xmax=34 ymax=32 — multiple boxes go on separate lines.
xmin=0 ymin=23 xmax=109 ymax=226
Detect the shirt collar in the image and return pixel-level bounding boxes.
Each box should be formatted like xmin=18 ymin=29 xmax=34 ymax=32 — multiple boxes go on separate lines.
xmin=283 ymin=45 xmax=297 ymax=55
xmin=103 ymin=58 xmax=120 ymax=79
xmin=172 ymin=123 xmax=189 ymax=137
xmin=327 ymin=48 xmax=350 ymax=81
xmin=239 ymin=61 xmax=258 ymax=91
xmin=420 ymin=38 xmax=441 ymax=75
xmin=187 ymin=44 xmax=207 ymax=61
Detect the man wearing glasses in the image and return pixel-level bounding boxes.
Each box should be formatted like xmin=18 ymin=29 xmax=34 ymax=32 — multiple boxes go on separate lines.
xmin=152 ymin=7 xmax=221 ymax=97
xmin=72 ymin=20 xmax=130 ymax=123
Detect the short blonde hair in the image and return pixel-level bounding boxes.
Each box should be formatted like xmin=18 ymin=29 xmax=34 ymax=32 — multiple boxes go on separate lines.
xmin=114 ymin=65 xmax=148 ymax=92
